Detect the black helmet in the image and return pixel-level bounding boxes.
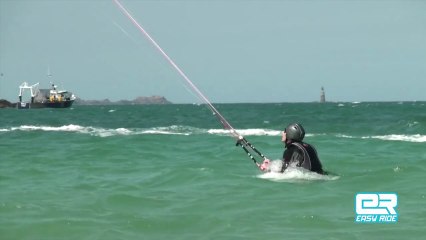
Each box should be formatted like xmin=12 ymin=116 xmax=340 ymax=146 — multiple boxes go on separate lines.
xmin=285 ymin=123 xmax=305 ymax=141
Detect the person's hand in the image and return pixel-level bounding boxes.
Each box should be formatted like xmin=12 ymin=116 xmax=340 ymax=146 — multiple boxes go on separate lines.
xmin=260 ymin=159 xmax=270 ymax=171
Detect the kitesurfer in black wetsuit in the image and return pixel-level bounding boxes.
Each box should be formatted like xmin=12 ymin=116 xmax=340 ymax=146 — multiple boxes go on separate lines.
xmin=260 ymin=123 xmax=325 ymax=174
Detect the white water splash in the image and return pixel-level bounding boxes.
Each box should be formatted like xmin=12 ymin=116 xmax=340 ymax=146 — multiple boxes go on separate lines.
xmin=257 ymin=162 xmax=340 ymax=182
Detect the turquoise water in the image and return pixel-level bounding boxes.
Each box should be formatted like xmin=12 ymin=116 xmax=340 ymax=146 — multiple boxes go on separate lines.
xmin=1 ymin=102 xmax=425 ymax=239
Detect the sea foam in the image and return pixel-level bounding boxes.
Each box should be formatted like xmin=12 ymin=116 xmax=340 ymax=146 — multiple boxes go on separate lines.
xmin=257 ymin=161 xmax=340 ymax=182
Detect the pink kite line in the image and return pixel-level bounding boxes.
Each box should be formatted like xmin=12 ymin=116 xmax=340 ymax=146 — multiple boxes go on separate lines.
xmin=113 ymin=0 xmax=240 ymax=138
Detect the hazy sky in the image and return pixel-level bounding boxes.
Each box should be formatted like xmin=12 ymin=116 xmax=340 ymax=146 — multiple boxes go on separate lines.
xmin=1 ymin=0 xmax=425 ymax=103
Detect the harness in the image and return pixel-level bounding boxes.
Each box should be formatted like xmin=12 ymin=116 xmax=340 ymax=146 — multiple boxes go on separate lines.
xmin=290 ymin=142 xmax=312 ymax=170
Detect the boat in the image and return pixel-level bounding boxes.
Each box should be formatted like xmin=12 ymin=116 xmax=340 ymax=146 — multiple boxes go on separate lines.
xmin=17 ymin=82 xmax=76 ymax=109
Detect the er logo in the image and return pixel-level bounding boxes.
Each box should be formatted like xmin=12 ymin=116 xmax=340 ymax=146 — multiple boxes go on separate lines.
xmin=355 ymin=193 xmax=398 ymax=223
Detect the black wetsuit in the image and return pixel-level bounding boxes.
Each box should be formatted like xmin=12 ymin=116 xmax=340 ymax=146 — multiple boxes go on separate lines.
xmin=281 ymin=141 xmax=324 ymax=174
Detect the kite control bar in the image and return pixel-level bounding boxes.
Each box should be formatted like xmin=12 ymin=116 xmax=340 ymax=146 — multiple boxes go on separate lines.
xmin=236 ymin=136 xmax=267 ymax=168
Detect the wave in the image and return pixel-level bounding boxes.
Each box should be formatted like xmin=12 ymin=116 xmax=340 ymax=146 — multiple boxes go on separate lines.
xmin=7 ymin=124 xmax=135 ymax=137
xmin=3 ymin=124 xmax=192 ymax=137
xmin=208 ymin=128 xmax=281 ymax=136
xmin=363 ymin=134 xmax=426 ymax=143
xmin=339 ymin=133 xmax=426 ymax=143
xmin=1 ymin=124 xmax=282 ymax=138
xmin=2 ymin=124 xmax=425 ymax=142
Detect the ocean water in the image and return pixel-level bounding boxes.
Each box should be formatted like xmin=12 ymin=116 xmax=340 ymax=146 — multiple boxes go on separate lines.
xmin=0 ymin=102 xmax=425 ymax=240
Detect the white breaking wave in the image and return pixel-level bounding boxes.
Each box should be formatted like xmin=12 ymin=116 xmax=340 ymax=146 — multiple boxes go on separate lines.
xmin=336 ymin=134 xmax=356 ymax=139
xmin=4 ymin=124 xmax=191 ymax=137
xmin=140 ymin=126 xmax=191 ymax=136
xmin=11 ymin=124 xmax=85 ymax=132
xmin=9 ymin=124 xmax=133 ymax=137
xmin=2 ymin=124 xmax=209 ymax=137
xmin=3 ymin=125 xmax=425 ymax=142
xmin=207 ymin=129 xmax=319 ymax=137
xmin=364 ymin=134 xmax=426 ymax=143
xmin=208 ymin=128 xmax=281 ymax=136
xmin=338 ymin=134 xmax=426 ymax=143
xmin=5 ymin=125 xmax=283 ymax=137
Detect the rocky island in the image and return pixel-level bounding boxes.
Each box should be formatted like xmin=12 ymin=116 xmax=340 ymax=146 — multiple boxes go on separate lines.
xmin=74 ymin=96 xmax=172 ymax=105
xmin=0 ymin=99 xmax=15 ymax=108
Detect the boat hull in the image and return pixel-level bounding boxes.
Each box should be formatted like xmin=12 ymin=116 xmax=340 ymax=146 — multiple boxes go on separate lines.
xmin=16 ymin=100 xmax=74 ymax=109
xmin=43 ymin=100 xmax=74 ymax=108
xmin=17 ymin=102 xmax=30 ymax=109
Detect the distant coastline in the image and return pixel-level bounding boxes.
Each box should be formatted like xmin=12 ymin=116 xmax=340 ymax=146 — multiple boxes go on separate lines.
xmin=74 ymin=96 xmax=172 ymax=105
xmin=0 ymin=96 xmax=172 ymax=108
